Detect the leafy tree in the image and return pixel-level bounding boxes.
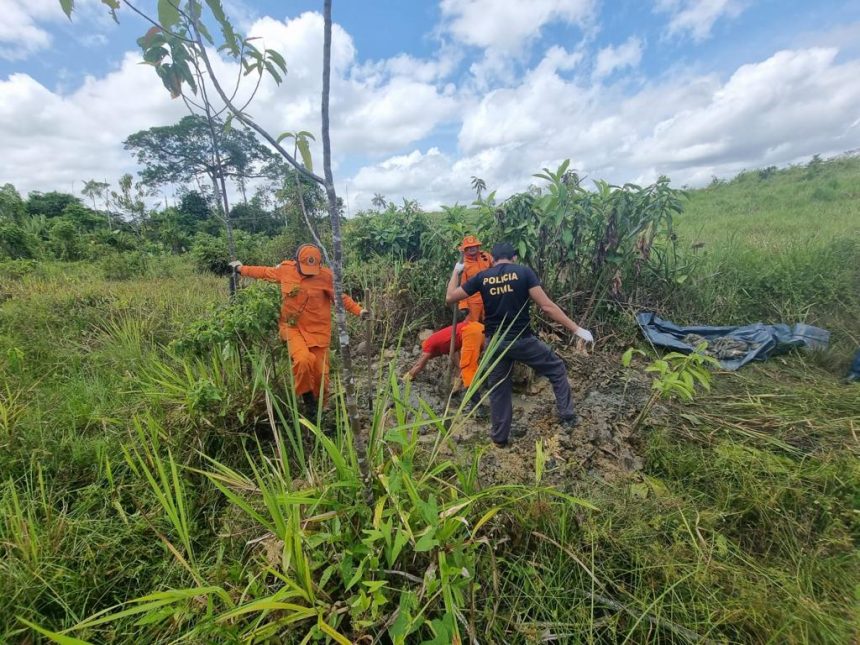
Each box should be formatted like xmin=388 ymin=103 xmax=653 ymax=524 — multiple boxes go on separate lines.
xmin=124 ymin=115 xmax=273 ymax=203
xmin=80 ymin=179 xmax=110 ymax=210
xmin=26 ymin=191 xmax=81 ymax=218
xmin=0 ymin=223 xmax=38 ymax=259
xmin=0 ymin=184 xmax=25 ymax=222
xmin=178 ymin=189 xmax=211 ymax=220
xmin=61 ymin=203 xmax=104 ymax=232
xmin=109 ymin=173 xmax=151 ymax=234
xmin=48 ymin=218 xmax=83 ymax=260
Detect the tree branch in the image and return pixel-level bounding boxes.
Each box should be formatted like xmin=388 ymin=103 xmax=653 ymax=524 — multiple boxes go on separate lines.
xmin=188 ymin=23 xmax=325 ymax=186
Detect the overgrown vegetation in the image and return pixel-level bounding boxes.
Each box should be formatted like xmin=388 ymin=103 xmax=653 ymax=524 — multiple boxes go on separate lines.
xmin=1 ymin=154 xmax=858 ymax=642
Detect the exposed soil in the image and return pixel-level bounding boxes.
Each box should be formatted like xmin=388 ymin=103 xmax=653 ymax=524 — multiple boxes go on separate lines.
xmin=360 ymin=332 xmax=654 ymax=489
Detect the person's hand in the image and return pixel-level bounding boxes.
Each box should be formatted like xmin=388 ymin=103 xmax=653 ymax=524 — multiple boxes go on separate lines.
xmin=454 ymin=262 xmax=465 ymax=274
xmin=360 ymin=309 xmax=371 ymax=320
xmin=574 ymin=327 xmax=594 ymax=344
xmin=228 ymin=260 xmax=242 ymax=270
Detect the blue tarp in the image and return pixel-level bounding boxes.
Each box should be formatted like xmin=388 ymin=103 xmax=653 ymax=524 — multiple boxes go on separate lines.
xmin=635 ymin=312 xmax=830 ymax=370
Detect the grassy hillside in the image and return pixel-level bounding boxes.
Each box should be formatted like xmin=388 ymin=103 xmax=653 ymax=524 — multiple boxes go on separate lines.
xmin=666 ymin=155 xmax=860 ymax=359
xmin=677 ymin=154 xmax=860 ymax=249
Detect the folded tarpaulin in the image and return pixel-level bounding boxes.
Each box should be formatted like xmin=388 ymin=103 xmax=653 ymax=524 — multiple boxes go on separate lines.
xmin=635 ymin=312 xmax=830 ymax=370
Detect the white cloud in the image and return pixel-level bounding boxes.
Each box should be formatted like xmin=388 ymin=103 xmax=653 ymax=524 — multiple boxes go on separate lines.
xmin=347 ymin=46 xmax=860 ymax=211
xmin=593 ymin=37 xmax=643 ymax=79
xmin=440 ymin=0 xmax=595 ymax=52
xmin=655 ymin=0 xmax=748 ymax=42
xmin=0 ymin=11 xmax=459 ymax=196
xmin=0 ymin=0 xmax=56 ymax=60
xmin=0 ymin=54 xmax=186 ymax=194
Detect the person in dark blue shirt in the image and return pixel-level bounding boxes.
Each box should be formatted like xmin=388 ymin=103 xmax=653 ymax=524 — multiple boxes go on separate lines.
xmin=446 ymin=242 xmax=594 ymax=447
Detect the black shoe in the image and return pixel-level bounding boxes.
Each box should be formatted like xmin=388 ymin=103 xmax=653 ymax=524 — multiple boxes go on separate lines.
xmin=560 ymin=415 xmax=579 ymax=429
xmin=492 ymin=440 xmax=510 ymax=449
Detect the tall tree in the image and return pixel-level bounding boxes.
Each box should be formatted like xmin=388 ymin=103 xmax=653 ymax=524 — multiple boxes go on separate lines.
xmin=124 ymin=115 xmax=272 ymax=205
xmin=110 ymin=173 xmax=151 ymax=234
xmin=81 ymin=179 xmax=112 ymax=228
xmin=80 ymin=179 xmax=110 ymax=210
xmin=60 ymin=0 xmax=367 ymax=442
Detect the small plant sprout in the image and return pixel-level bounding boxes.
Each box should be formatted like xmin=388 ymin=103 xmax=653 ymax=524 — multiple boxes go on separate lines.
xmin=623 ymin=343 xmax=720 ymax=431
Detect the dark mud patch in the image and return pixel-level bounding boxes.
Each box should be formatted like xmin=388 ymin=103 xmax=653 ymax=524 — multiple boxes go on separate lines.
xmin=358 ymin=335 xmax=655 ymax=488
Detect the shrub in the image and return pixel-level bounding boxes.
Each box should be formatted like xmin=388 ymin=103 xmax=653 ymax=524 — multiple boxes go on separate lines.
xmin=0 ymin=223 xmax=39 ymax=259
xmin=100 ymin=251 xmax=150 ymax=281
xmin=189 ymin=231 xmax=268 ymax=275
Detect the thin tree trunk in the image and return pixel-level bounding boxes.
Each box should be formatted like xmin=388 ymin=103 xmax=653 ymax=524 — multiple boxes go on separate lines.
xmin=194 ymin=48 xmax=237 ymax=296
xmin=321 ymin=0 xmax=367 ymax=479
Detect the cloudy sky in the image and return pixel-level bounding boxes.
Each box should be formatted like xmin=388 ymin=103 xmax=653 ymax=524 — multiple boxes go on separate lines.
xmin=1 ymin=0 xmax=859 ymax=212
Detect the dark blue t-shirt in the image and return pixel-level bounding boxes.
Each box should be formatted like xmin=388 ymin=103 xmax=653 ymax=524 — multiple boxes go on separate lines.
xmin=462 ymin=263 xmax=540 ymax=341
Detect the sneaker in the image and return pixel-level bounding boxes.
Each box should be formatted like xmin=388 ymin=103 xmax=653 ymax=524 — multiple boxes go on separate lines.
xmin=559 ymin=415 xmax=579 ymax=429
xmin=492 ymin=440 xmax=510 ymax=449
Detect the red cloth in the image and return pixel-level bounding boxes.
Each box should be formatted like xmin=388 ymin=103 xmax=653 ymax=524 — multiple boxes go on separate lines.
xmin=422 ymin=322 xmax=468 ymax=357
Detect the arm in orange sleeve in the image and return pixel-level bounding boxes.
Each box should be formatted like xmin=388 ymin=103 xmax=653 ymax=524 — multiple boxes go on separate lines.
xmin=341 ymin=293 xmax=363 ymax=317
xmin=239 ymin=265 xmax=281 ymax=282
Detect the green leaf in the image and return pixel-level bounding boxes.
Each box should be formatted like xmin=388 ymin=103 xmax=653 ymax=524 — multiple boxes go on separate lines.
xmin=263 ymin=60 xmax=282 ymax=84
xmin=17 ymin=618 xmax=92 ymax=645
xmin=158 ymin=0 xmax=181 ymax=29
xmin=517 ymin=239 xmax=527 ymax=260
xmin=414 ymin=531 xmax=438 ymax=552
xmin=267 ymin=49 xmax=288 ymax=74
xmin=296 ymin=137 xmax=313 ymax=172
xmin=143 ymin=46 xmax=169 ymax=65
xmin=60 ymin=0 xmax=75 ymax=19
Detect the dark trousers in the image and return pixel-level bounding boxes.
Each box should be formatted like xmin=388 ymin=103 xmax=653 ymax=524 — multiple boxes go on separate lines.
xmin=487 ymin=335 xmax=575 ymax=444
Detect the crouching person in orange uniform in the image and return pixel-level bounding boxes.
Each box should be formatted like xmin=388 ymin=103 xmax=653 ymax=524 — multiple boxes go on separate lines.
xmin=229 ymin=244 xmax=368 ymax=403
xmin=403 ymin=321 xmax=485 ymax=387
xmin=403 ymin=320 xmax=487 ymax=415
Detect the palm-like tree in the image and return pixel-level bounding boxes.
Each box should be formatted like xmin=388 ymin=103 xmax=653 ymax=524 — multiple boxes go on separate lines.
xmin=470 ymin=176 xmax=486 ymax=199
xmin=81 ymin=179 xmax=110 ymax=209
xmin=371 ymin=192 xmax=387 ymax=211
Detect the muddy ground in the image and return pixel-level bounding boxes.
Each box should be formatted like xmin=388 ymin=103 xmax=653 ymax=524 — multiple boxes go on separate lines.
xmin=359 ymin=331 xmax=654 ymax=489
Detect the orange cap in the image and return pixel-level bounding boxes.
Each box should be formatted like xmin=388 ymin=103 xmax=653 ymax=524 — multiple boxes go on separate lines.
xmin=458 ymin=235 xmax=482 ymax=251
xmin=296 ymin=243 xmax=322 ymax=276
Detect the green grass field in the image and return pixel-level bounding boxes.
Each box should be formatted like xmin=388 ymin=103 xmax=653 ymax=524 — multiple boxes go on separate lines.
xmin=667 ymin=156 xmax=860 ymax=362
xmin=1 ymin=158 xmax=858 ymax=643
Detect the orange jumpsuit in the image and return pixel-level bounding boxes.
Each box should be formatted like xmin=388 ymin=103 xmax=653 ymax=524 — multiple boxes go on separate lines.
xmin=422 ymin=321 xmax=485 ymax=388
xmin=458 ymin=251 xmax=492 ymax=322
xmin=239 ymin=261 xmax=362 ymax=400
xmin=459 ymin=321 xmax=485 ymax=387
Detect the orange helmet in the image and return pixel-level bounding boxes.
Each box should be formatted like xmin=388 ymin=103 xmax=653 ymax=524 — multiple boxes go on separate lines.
xmin=458 ymin=235 xmax=482 ymax=251
xmin=295 ymin=243 xmax=322 ymax=276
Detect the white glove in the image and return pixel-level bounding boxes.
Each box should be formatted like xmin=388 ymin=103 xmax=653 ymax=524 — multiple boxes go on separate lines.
xmin=228 ymin=260 xmax=242 ymax=270
xmin=575 ymin=327 xmax=594 ymax=343
xmin=454 ymin=262 xmax=465 ymax=274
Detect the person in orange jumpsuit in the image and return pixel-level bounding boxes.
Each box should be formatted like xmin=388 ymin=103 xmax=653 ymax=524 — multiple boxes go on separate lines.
xmin=456 ymin=235 xmax=493 ymax=323
xmin=229 ymin=244 xmax=368 ymax=402
xmin=403 ymin=320 xmax=485 ymax=388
